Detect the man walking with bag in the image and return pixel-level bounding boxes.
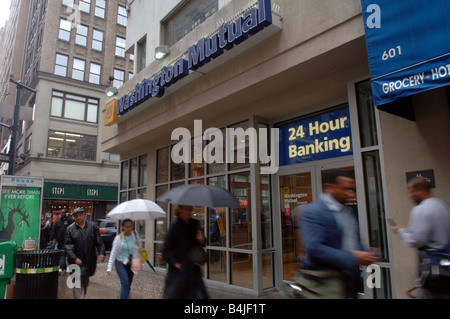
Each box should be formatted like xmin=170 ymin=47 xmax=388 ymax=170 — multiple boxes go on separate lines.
xmin=392 ymin=176 xmax=450 ymax=299
xmin=298 ymin=169 xmax=378 ymax=299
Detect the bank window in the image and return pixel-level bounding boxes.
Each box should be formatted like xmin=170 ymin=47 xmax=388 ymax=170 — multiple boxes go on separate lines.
xmin=72 ymin=58 xmax=85 ymax=81
xmin=92 ymin=29 xmax=104 ymax=51
xmin=58 ymin=18 xmax=71 ymax=42
xmin=164 ymin=0 xmax=218 ymax=47
xmin=117 ymin=5 xmax=127 ymax=26
xmin=154 ymin=118 xmax=274 ymax=289
xmin=79 ymin=0 xmax=91 ymax=13
xmin=47 ymin=130 xmax=96 ymax=161
xmin=115 ymin=36 xmax=126 ymax=58
xmin=356 ymin=80 xmax=378 ymax=148
xmin=51 ymin=90 xmax=99 ymax=123
xmin=89 ymin=62 xmax=101 ymax=84
xmin=94 ymin=0 xmax=106 ymax=18
xmin=54 ymin=53 xmax=68 ymax=77
xmin=75 ymin=24 xmax=89 ymax=47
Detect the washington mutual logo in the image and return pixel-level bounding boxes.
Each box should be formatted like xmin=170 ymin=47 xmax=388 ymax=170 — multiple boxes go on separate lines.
xmin=116 ymin=0 xmax=274 ymax=116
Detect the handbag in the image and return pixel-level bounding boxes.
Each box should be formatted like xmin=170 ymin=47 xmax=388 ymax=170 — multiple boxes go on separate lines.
xmin=418 ymin=241 xmax=450 ymax=294
xmin=190 ymin=245 xmax=208 ymax=266
xmin=292 ymin=268 xmax=345 ymax=299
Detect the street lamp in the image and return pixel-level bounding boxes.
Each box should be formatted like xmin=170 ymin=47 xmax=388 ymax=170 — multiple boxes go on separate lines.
xmin=7 ymin=75 xmax=36 ymax=175
xmin=155 ymin=45 xmax=170 ymax=60
xmin=106 ymin=76 xmax=118 ymax=97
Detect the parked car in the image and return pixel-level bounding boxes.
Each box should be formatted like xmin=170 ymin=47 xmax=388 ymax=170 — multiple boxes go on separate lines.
xmin=94 ymin=219 xmax=118 ymax=251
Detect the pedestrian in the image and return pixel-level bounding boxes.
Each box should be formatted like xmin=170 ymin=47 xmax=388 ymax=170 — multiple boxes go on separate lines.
xmin=298 ymin=169 xmax=378 ymax=299
xmin=65 ymin=207 xmax=105 ymax=299
xmin=40 ymin=216 xmax=51 ymax=249
xmin=107 ymin=219 xmax=142 ymax=299
xmin=50 ymin=209 xmax=74 ymax=273
xmin=392 ymin=176 xmax=450 ymax=299
xmin=52 ymin=210 xmax=60 ymax=227
xmin=162 ymin=205 xmax=208 ymax=299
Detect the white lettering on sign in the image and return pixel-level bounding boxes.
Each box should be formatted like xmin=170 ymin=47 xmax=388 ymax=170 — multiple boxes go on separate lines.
xmin=52 ymin=187 xmax=65 ymax=195
xmin=87 ymin=189 xmax=99 ymax=197
xmin=0 ymin=254 xmax=5 ymax=275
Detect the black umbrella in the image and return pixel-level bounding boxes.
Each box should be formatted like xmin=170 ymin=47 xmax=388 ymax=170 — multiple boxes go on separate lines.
xmin=157 ymin=184 xmax=241 ymax=208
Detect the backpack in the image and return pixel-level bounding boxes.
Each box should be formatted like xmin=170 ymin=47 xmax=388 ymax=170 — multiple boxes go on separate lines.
xmin=418 ymin=240 xmax=450 ymax=294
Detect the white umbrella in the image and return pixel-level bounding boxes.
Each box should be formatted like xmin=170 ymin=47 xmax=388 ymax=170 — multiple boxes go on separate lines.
xmin=107 ymin=199 xmax=166 ymax=220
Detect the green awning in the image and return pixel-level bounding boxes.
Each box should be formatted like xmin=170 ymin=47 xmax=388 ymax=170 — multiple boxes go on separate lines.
xmin=43 ymin=179 xmax=118 ymax=201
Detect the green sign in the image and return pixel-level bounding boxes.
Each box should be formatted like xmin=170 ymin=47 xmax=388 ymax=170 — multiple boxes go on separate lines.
xmin=43 ymin=180 xmax=118 ymax=201
xmin=0 ymin=177 xmax=43 ymax=251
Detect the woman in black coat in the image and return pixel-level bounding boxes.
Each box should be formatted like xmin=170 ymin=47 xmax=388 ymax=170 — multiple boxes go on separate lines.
xmin=162 ymin=205 xmax=208 ymax=299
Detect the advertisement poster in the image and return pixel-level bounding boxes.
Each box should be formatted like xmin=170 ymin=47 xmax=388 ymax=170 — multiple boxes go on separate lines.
xmin=0 ymin=177 xmax=43 ymax=251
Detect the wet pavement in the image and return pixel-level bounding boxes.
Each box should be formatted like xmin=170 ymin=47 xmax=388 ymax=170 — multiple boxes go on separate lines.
xmin=57 ymin=254 xmax=293 ymax=300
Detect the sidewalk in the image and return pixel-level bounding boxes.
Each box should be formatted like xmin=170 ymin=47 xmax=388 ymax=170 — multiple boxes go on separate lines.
xmin=58 ymin=256 xmax=293 ymax=299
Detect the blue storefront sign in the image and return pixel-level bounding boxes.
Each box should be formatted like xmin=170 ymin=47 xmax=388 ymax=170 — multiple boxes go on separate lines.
xmin=117 ymin=0 xmax=273 ymax=116
xmin=361 ymin=0 xmax=450 ymax=106
xmin=278 ymin=108 xmax=353 ymax=166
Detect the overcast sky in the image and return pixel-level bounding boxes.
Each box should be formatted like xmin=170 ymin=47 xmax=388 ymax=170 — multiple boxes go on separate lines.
xmin=0 ymin=0 xmax=12 ymax=28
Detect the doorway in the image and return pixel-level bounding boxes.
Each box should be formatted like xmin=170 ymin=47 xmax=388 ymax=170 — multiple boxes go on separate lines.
xmin=277 ymin=161 xmax=357 ymax=281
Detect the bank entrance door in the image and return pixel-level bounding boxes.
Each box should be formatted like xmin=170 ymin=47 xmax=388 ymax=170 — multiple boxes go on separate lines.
xmin=278 ymin=161 xmax=356 ymax=281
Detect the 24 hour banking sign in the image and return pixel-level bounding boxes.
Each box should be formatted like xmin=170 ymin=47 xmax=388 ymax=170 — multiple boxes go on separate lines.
xmin=361 ymin=0 xmax=450 ymax=106
xmin=278 ymin=108 xmax=353 ymax=166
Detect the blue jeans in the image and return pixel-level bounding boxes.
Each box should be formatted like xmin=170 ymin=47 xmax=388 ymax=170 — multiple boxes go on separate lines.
xmin=115 ymin=259 xmax=134 ymax=299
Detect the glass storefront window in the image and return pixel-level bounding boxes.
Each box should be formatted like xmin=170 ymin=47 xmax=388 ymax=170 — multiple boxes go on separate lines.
xmin=171 ymin=144 xmax=185 ymax=181
xmin=260 ymin=175 xmax=272 ymax=249
xmin=157 ymin=147 xmax=169 ymax=184
xmin=262 ymin=252 xmax=274 ymax=289
xmin=130 ymin=158 xmax=138 ymax=189
xmin=208 ymin=250 xmax=227 ymax=283
xmin=228 ymin=121 xmax=251 ymax=171
xmin=208 ymin=176 xmax=227 ymax=247
xmin=154 ymin=243 xmax=166 ymax=268
xmin=363 ymin=151 xmax=389 ymax=261
xmin=155 ymin=185 xmax=168 ymax=241
xmin=139 ymin=155 xmax=148 ymax=187
xmin=231 ymin=252 xmax=253 ymax=288
xmin=230 ymin=173 xmax=252 ymax=250
xmin=120 ymin=160 xmax=129 ymax=190
xmin=206 ymin=127 xmax=226 ymax=174
xmin=356 ymin=80 xmax=378 ymax=148
xmin=154 ymin=118 xmax=275 ymax=291
xmin=190 ymin=139 xmax=205 ymax=177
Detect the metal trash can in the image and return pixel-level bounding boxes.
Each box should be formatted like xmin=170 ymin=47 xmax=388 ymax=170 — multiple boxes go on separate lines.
xmin=14 ymin=249 xmax=63 ymax=299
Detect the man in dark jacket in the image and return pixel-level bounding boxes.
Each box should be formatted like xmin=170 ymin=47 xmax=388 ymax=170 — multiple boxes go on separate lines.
xmin=50 ymin=209 xmax=74 ymax=272
xmin=65 ymin=207 xmax=105 ymax=299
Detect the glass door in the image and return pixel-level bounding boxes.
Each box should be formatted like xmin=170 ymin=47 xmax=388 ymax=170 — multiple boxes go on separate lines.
xmin=279 ymin=170 xmax=313 ymax=281
xmin=279 ymin=161 xmax=358 ymax=283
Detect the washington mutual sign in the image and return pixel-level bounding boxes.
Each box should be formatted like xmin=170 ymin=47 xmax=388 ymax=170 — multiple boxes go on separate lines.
xmin=116 ymin=0 xmax=274 ymax=116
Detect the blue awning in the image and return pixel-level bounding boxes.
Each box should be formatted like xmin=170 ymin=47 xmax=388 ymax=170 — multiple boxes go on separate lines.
xmin=361 ymin=0 xmax=450 ymax=113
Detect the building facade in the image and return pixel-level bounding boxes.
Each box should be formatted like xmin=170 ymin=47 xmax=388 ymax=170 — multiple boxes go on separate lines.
xmin=1 ymin=0 xmax=134 ymax=221
xmin=102 ymin=0 xmax=450 ymax=298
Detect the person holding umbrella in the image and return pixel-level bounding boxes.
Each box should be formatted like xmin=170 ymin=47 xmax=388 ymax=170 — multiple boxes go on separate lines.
xmin=162 ymin=205 xmax=208 ymax=299
xmin=107 ymin=219 xmax=142 ymax=299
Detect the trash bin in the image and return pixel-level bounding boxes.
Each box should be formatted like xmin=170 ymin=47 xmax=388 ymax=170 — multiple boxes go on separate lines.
xmin=14 ymin=249 xmax=63 ymax=299
xmin=0 ymin=241 xmax=16 ymax=299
